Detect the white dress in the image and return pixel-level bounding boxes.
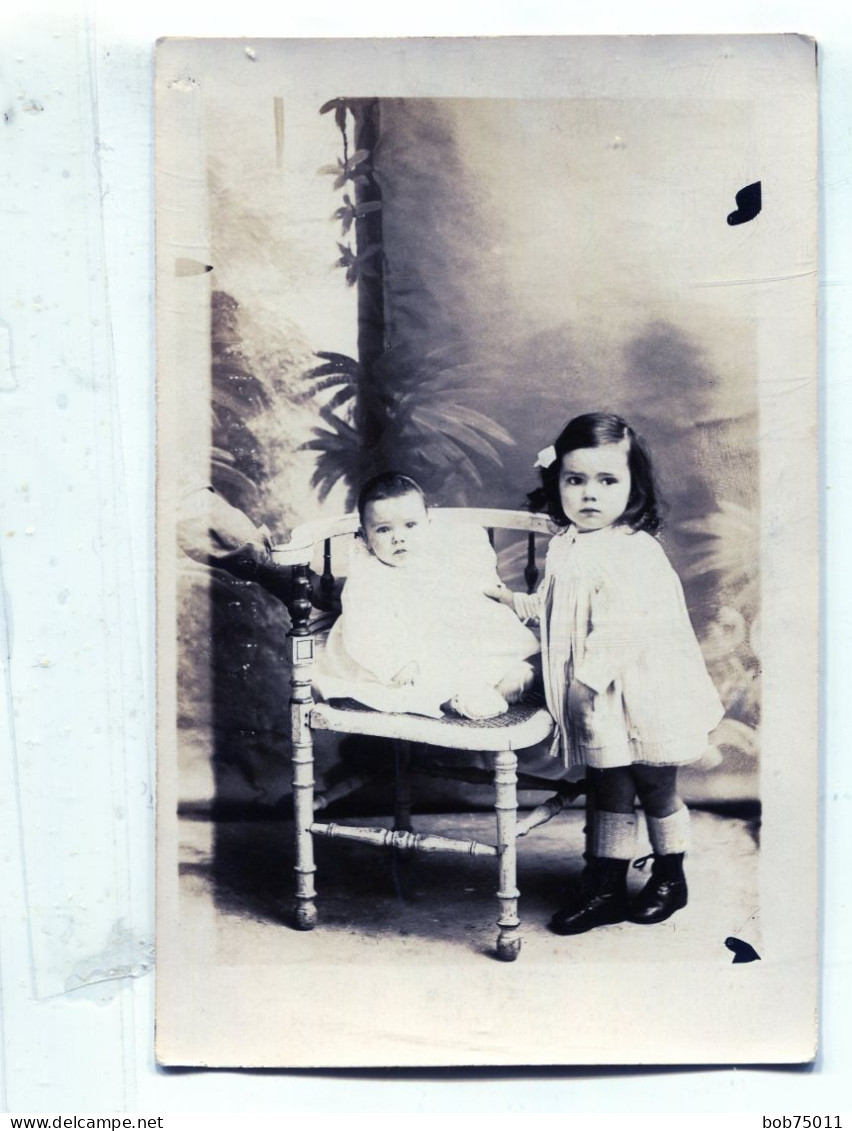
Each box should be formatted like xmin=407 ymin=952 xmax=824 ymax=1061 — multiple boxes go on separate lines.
xmin=540 ymin=524 xmax=725 ymax=772
xmin=315 ymin=525 xmax=540 ymax=718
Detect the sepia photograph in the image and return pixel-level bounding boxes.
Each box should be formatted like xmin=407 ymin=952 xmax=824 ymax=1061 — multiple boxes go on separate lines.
xmin=155 ymin=34 xmax=818 ymax=1068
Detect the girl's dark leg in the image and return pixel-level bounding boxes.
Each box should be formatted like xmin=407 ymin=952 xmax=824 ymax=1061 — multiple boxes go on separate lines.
xmin=629 ymin=764 xmax=690 ymax=925
xmin=550 ymin=766 xmax=638 ymax=936
xmin=591 ymin=766 xmax=638 ymax=814
xmin=632 ymin=764 xmax=680 ymax=818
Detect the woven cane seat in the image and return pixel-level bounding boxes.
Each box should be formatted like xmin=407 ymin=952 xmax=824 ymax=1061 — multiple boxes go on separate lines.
xmin=311 ymin=696 xmax=553 ymax=752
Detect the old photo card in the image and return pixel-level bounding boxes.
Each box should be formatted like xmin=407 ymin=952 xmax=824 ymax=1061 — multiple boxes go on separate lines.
xmin=155 ymin=35 xmax=818 ymax=1067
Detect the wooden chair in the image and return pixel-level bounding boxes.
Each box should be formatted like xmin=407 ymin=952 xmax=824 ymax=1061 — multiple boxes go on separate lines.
xmin=273 ymin=508 xmax=581 ymax=961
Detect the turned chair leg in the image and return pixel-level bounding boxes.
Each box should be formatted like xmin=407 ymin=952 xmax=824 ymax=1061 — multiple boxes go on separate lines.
xmin=494 ymin=749 xmax=521 ymax=961
xmin=287 ymin=567 xmax=318 ymax=930
xmin=291 ymin=701 xmax=317 ymax=930
xmin=389 ymin=740 xmax=414 ymax=902
xmin=393 ymin=740 xmax=414 ymax=833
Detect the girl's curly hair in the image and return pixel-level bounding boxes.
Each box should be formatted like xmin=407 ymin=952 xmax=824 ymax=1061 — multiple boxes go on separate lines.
xmin=528 ymin=412 xmax=664 ymax=534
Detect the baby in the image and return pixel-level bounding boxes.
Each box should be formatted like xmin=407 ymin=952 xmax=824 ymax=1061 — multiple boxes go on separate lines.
xmin=314 ymin=473 xmax=539 ymax=719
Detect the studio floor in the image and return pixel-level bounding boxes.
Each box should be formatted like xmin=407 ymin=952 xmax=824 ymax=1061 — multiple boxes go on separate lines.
xmin=176 ymin=805 xmax=761 ymax=969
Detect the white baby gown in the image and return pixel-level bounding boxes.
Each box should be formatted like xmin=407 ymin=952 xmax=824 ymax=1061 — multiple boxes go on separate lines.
xmin=315 ymin=524 xmax=540 ymax=718
xmin=540 ymin=524 xmax=725 ymax=773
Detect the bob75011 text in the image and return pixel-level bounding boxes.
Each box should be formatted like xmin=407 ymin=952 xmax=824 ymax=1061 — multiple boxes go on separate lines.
xmin=763 ymin=1119 xmax=843 ymax=1128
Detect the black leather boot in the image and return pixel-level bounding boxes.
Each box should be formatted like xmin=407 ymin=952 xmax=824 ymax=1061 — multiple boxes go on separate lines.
xmin=549 ymin=856 xmax=630 ymax=935
xmin=628 ymin=853 xmax=688 ymax=924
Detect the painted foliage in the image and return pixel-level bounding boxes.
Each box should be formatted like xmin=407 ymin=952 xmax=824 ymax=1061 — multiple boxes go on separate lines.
xmin=179 ymin=95 xmax=760 ymax=807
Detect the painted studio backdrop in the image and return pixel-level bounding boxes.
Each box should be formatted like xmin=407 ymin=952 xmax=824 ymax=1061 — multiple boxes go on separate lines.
xmin=174 ymin=92 xmax=760 ymax=817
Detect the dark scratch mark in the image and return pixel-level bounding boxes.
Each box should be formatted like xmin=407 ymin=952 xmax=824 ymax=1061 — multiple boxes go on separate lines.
xmin=727 ymin=181 xmax=762 ymax=225
xmin=167 ymin=76 xmax=199 ymax=92
xmin=175 ymin=258 xmax=214 ymax=277
xmin=725 ymin=935 xmax=761 ymax=963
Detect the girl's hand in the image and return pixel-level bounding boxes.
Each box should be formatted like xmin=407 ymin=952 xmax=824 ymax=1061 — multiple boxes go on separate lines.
xmin=567 ymin=679 xmax=596 ymax=743
xmin=391 ymin=661 xmax=419 ymax=687
xmin=484 ymin=583 xmax=514 ymax=606
xmin=512 ymin=592 xmax=540 ymax=622
xmin=484 ymin=584 xmax=539 ymax=621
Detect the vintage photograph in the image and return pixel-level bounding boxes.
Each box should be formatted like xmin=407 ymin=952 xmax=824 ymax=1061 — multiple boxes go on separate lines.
xmin=155 ymin=35 xmax=818 ymax=1067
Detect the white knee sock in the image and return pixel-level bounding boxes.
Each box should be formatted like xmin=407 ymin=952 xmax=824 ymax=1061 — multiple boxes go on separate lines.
xmin=646 ymin=806 xmax=691 ymax=856
xmin=591 ymin=809 xmax=638 ymax=860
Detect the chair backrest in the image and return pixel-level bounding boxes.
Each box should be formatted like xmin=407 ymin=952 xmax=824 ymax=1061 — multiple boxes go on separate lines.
xmin=273 ymin=508 xmax=555 ymax=634
xmin=272 ymin=508 xmax=552 ymax=562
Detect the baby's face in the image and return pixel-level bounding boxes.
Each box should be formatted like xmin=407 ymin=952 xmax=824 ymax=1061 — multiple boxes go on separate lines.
xmin=361 ymin=492 xmax=429 ymax=567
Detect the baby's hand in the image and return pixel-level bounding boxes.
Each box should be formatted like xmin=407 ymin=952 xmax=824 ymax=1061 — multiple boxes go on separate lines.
xmin=391 ymin=661 xmax=419 ymax=687
xmin=511 ymin=591 xmax=540 ymax=622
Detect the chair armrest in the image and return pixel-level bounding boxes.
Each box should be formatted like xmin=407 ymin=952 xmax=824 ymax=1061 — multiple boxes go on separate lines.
xmin=271 ymin=514 xmax=360 ymax=566
xmin=429 ymin=507 xmax=554 ymax=535
xmin=271 ymin=508 xmax=553 ymax=565
xmin=274 ymin=507 xmax=554 ymax=631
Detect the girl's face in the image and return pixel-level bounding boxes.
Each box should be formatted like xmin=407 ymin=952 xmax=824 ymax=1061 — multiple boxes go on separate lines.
xmin=361 ymin=492 xmax=429 ymax=567
xmin=558 ymin=443 xmax=631 ymax=532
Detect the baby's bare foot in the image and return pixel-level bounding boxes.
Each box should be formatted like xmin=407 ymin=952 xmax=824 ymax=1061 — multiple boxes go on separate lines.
xmin=497 ymin=661 xmax=536 ymax=704
xmin=448 ymin=686 xmax=509 ymax=720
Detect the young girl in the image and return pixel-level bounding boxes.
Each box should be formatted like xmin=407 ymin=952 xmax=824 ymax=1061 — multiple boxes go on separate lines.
xmin=495 ymin=413 xmax=724 ymax=933
xmin=315 ymin=472 xmax=540 ymax=720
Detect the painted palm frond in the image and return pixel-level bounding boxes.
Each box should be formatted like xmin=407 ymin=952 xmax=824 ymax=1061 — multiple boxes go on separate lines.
xmin=310 ymin=445 xmax=361 ymax=504
xmin=443 ymin=404 xmax=514 ymax=446
xmin=318 ymin=150 xmax=372 ymax=191
xmin=333 ymin=194 xmax=382 ymax=234
xmin=408 ymin=406 xmax=504 ymax=464
xmin=324 ymin=385 xmax=356 ymax=412
xmin=210 ymin=454 xmax=261 ymax=508
xmin=211 ymin=360 xmax=274 ymax=411
xmin=336 ymin=241 xmax=382 ymax=285
xmin=410 ymin=434 xmax=485 ymax=487
xmin=304 ymin=363 xmax=357 ymax=383
xmin=210 ymin=291 xmax=270 ymax=516
xmin=303 ymin=95 xmax=515 ymax=504
xmin=301 ymin=334 xmax=515 ymax=499
xmin=302 ymin=352 xmax=362 ymax=390
xmin=293 ymin=374 xmax=354 ymax=403
xmin=300 ymin=406 xmax=364 ymax=503
xmin=317 ymin=404 xmax=359 ymax=436
xmin=295 ymin=352 xmax=362 ymax=406
xmin=679 ymin=501 xmax=758 ymax=587
xmin=212 ymin=383 xmax=266 ymax=419
xmin=308 ymin=350 xmax=364 ymax=375
xmin=319 ymin=97 xmax=351 ymax=133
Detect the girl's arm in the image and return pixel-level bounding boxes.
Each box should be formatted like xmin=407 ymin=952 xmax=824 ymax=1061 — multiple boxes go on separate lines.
xmin=459 ymin=525 xmax=540 ymax=617
xmin=573 ymin=547 xmax=680 ymax=694
xmin=484 ymin=583 xmax=541 ymax=622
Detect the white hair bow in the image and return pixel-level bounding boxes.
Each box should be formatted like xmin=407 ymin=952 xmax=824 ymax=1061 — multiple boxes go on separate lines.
xmin=533 ymin=444 xmax=557 ymax=469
